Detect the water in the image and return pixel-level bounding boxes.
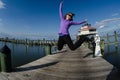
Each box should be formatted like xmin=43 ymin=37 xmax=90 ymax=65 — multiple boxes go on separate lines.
xmin=101 ymin=32 xmax=120 ymax=68
xmin=103 ymin=44 xmax=120 ymax=68
xmin=0 ymin=42 xmax=47 ymax=67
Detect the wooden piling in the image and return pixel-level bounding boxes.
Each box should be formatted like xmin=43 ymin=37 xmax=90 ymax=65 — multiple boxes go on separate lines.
xmin=114 ymin=31 xmax=119 ymax=47
xmin=107 ymin=33 xmax=110 ymax=45
xmin=45 ymin=44 xmax=51 ymax=55
xmin=0 ymin=45 xmax=12 ymax=72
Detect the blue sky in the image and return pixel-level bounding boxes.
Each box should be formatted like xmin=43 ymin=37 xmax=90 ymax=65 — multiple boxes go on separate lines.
xmin=0 ymin=0 xmax=120 ymax=39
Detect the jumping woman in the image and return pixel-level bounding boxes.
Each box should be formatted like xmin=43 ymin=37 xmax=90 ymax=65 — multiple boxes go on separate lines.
xmin=58 ymin=1 xmax=89 ymax=51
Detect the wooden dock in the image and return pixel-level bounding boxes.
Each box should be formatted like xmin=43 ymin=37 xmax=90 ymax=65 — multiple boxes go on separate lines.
xmin=0 ymin=46 xmax=116 ymax=80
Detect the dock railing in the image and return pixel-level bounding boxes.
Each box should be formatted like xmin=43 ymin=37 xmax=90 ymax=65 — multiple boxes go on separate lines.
xmin=84 ymin=31 xmax=119 ymax=55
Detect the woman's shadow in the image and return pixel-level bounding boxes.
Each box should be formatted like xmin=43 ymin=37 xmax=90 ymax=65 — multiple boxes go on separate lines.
xmin=13 ymin=61 xmax=59 ymax=72
xmin=83 ymin=52 xmax=94 ymax=58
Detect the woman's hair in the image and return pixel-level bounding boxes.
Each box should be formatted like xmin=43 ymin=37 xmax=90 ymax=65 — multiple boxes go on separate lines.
xmin=64 ymin=12 xmax=75 ymax=21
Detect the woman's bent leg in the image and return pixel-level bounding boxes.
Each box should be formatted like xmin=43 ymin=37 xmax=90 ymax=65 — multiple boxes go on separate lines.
xmin=63 ymin=35 xmax=76 ymax=50
xmin=57 ymin=36 xmax=65 ymax=50
xmin=64 ymin=35 xmax=88 ymax=50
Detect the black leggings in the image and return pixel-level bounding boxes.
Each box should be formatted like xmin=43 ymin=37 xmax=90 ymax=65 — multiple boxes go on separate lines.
xmin=58 ymin=35 xmax=87 ymax=51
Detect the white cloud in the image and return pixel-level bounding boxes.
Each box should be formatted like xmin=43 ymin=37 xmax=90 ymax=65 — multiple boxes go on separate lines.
xmin=112 ymin=13 xmax=119 ymax=16
xmin=0 ymin=0 xmax=5 ymax=9
xmin=101 ymin=18 xmax=120 ymax=23
xmin=99 ymin=25 xmax=105 ymax=28
xmin=94 ymin=18 xmax=120 ymax=28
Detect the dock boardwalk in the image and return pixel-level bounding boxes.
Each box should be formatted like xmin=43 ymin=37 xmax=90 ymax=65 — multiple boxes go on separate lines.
xmin=1 ymin=46 xmax=113 ymax=80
